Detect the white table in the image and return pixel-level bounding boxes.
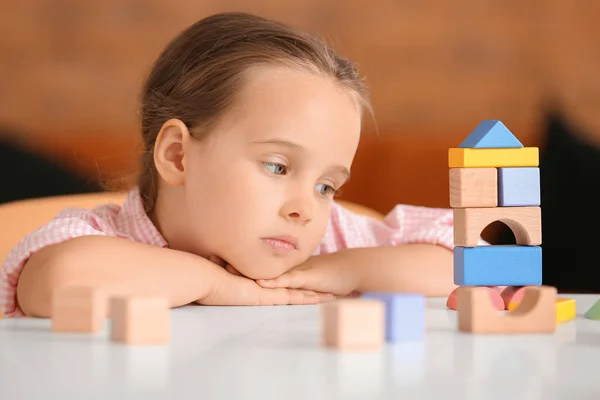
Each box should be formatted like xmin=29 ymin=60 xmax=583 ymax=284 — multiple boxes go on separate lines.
xmin=1 ymin=294 xmax=599 ymax=400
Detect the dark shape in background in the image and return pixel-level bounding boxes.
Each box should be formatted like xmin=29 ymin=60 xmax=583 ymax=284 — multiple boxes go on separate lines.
xmin=539 ymin=109 xmax=600 ymax=293
xmin=0 ymin=129 xmax=102 ymax=204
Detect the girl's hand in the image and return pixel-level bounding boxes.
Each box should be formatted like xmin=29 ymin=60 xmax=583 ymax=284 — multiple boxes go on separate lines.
xmin=195 ymin=256 xmax=334 ymax=306
xmin=256 ymin=253 xmax=362 ymax=297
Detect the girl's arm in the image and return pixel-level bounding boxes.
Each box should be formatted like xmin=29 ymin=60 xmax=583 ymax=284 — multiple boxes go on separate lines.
xmin=351 ymin=243 xmax=455 ymax=296
xmin=16 ymin=235 xmax=222 ymax=317
xmin=16 ymin=235 xmax=327 ymax=318
xmin=257 ymin=243 xmax=455 ymax=297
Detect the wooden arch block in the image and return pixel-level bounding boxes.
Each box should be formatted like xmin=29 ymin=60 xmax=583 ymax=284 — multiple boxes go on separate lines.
xmin=457 ymin=286 xmax=556 ymax=334
xmin=453 ymin=207 xmax=541 ymax=247
xmin=508 ymin=297 xmax=576 ymax=324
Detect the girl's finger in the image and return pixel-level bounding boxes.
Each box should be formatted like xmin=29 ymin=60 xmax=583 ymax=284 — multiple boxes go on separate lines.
xmin=257 ymin=270 xmax=306 ymax=289
xmin=226 ymin=264 xmax=244 ymax=276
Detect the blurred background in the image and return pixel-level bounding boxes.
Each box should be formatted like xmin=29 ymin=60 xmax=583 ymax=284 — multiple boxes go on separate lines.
xmin=1 ymin=1 xmax=599 ymax=291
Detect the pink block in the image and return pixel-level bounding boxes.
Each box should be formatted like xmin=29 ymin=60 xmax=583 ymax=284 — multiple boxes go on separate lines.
xmin=500 ymin=286 xmax=526 ymax=309
xmin=446 ymin=286 xmax=504 ymax=311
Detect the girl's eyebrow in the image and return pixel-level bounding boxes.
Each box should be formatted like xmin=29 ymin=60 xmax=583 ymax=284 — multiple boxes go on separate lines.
xmin=332 ymin=166 xmax=351 ymax=181
xmin=251 ymin=138 xmax=351 ymax=179
xmin=250 ymin=138 xmax=304 ymax=150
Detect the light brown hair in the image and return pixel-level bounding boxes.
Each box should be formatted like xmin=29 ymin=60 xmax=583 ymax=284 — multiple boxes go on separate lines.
xmin=137 ymin=12 xmax=371 ymax=213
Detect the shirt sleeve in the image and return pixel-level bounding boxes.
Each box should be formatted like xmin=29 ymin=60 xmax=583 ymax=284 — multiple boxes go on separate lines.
xmin=314 ymin=201 xmax=456 ymax=255
xmin=0 ymin=208 xmax=118 ymax=318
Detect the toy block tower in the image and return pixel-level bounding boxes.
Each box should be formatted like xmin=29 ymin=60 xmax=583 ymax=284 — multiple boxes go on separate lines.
xmin=447 ymin=120 xmax=556 ymax=333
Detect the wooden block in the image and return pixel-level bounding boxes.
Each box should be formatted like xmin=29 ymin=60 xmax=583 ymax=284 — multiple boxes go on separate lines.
xmin=51 ymin=286 xmax=106 ymax=333
xmin=500 ymin=286 xmax=526 ymax=309
xmin=110 ymin=296 xmax=170 ymax=345
xmin=321 ymin=299 xmax=384 ymax=351
xmin=458 ymin=120 xmax=523 ymax=148
xmin=457 ymin=286 xmax=556 ymax=334
xmin=584 ymin=298 xmax=600 ymax=320
xmin=446 ymin=286 xmax=504 ymax=311
xmin=449 ymin=168 xmax=498 ymax=208
xmin=453 ymin=206 xmax=541 ymax=246
xmin=507 ymin=298 xmax=576 ymax=324
xmin=448 ymin=147 xmax=538 ymax=168
xmin=362 ymin=292 xmax=425 ymax=341
xmin=498 ymin=167 xmax=541 ymax=206
xmin=454 ymin=246 xmax=542 ymax=286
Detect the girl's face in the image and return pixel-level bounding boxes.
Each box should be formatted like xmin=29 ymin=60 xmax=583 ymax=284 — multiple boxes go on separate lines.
xmin=156 ymin=65 xmax=362 ymax=279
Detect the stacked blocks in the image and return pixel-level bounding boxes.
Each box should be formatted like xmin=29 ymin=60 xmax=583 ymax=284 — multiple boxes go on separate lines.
xmin=448 ymin=120 xmax=557 ymax=333
xmin=449 ymin=120 xmax=542 ymax=289
xmin=321 ymin=293 xmax=425 ymax=351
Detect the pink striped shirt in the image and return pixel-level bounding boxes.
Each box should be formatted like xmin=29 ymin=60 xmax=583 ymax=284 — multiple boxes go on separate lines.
xmin=0 ymin=188 xmax=454 ymax=317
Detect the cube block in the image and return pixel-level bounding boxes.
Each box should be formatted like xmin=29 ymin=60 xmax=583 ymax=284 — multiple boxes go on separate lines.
xmin=498 ymin=167 xmax=540 ymax=206
xmin=51 ymin=286 xmax=106 ymax=333
xmin=449 ymin=168 xmax=497 ymax=208
xmin=320 ymin=299 xmax=384 ymax=351
xmin=454 ymin=245 xmax=542 ymax=286
xmin=110 ymin=296 xmax=170 ymax=345
xmin=361 ymin=292 xmax=425 ymax=341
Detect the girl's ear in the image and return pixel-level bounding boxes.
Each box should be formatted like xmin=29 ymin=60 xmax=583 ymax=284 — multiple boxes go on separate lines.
xmin=153 ymin=119 xmax=192 ymax=186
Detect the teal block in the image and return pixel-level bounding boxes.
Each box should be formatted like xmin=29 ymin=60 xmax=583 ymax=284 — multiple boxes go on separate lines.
xmin=584 ymin=299 xmax=600 ymax=320
xmin=459 ymin=120 xmax=523 ymax=148
xmin=498 ymin=167 xmax=540 ymax=206
xmin=454 ymin=245 xmax=542 ymax=286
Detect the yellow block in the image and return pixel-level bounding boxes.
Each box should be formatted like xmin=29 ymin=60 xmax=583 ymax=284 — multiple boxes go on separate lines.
xmin=448 ymin=147 xmax=539 ymax=168
xmin=508 ymin=298 xmax=576 ymax=323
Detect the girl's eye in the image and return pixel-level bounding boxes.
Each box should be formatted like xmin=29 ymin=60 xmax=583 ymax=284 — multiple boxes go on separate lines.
xmin=316 ymin=183 xmax=337 ymax=197
xmin=264 ymin=162 xmax=288 ymax=175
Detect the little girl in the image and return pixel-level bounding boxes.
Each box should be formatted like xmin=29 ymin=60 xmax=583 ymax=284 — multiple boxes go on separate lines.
xmin=0 ymin=12 xmax=456 ymax=318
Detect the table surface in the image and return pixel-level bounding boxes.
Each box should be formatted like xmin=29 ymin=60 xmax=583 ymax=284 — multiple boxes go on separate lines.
xmin=1 ymin=294 xmax=600 ymax=400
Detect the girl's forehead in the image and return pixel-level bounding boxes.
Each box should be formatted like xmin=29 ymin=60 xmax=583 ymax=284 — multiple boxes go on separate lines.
xmin=233 ymin=67 xmax=360 ymax=125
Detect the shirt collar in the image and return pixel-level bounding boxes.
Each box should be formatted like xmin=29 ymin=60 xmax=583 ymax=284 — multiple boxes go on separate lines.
xmin=120 ymin=188 xmax=169 ymax=248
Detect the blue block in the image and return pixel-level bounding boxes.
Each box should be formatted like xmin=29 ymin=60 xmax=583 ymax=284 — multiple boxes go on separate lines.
xmin=361 ymin=292 xmax=425 ymax=341
xmin=498 ymin=167 xmax=540 ymax=206
xmin=454 ymin=245 xmax=542 ymax=286
xmin=459 ymin=120 xmax=523 ymax=148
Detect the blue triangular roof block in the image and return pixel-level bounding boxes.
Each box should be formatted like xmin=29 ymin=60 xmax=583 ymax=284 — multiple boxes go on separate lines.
xmin=459 ymin=120 xmax=523 ymax=148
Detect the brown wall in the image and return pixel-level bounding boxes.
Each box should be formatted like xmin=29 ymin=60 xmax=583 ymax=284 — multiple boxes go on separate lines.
xmin=1 ymin=1 xmax=599 ymax=212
